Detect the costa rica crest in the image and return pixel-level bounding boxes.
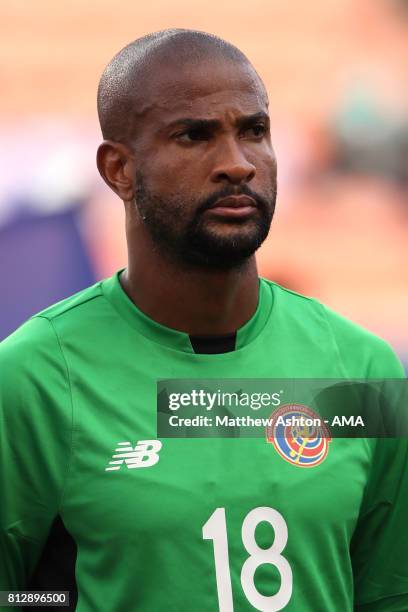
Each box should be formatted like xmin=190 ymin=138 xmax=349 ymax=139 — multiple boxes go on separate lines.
xmin=266 ymin=404 xmax=331 ymax=468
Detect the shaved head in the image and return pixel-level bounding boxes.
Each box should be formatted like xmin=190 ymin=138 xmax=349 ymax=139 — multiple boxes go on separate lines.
xmin=97 ymin=29 xmax=261 ymax=143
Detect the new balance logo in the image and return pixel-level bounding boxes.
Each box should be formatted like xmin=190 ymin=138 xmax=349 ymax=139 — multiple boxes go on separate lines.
xmin=105 ymin=440 xmax=162 ymax=471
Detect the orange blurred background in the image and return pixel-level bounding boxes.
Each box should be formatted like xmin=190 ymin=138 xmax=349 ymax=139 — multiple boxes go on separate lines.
xmin=1 ymin=0 xmax=407 ymax=364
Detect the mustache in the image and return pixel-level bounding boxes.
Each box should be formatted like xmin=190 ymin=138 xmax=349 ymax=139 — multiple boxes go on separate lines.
xmin=196 ymin=184 xmax=273 ymax=215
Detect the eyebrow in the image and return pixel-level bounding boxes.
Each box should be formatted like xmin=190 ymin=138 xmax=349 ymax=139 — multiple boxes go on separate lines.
xmin=164 ymin=111 xmax=269 ymax=132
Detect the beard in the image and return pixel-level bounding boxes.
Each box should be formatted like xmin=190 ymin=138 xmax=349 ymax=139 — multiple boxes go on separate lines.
xmin=134 ymin=171 xmax=276 ymax=270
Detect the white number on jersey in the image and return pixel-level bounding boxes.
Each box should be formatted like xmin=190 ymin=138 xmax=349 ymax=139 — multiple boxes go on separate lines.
xmin=202 ymin=506 xmax=292 ymax=611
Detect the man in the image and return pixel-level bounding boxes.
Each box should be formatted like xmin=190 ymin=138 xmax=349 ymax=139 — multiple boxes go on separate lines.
xmin=0 ymin=29 xmax=407 ymax=612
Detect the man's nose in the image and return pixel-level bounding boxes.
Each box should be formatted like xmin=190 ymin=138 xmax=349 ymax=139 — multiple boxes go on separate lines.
xmin=210 ymin=138 xmax=256 ymax=185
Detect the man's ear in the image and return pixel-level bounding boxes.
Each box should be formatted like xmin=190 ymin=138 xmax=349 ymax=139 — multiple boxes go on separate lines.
xmin=96 ymin=141 xmax=135 ymax=202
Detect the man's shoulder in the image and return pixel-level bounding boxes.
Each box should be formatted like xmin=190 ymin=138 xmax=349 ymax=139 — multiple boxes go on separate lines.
xmin=264 ymin=278 xmax=322 ymax=314
xmin=263 ymin=278 xmax=404 ymax=376
xmin=0 ymin=279 xmax=106 ymax=369
xmin=34 ymin=279 xmax=105 ymax=322
xmin=0 ymin=316 xmax=64 ymax=402
xmin=265 ymin=277 xmax=385 ymax=342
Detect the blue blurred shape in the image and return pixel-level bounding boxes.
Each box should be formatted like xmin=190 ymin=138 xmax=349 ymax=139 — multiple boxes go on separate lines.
xmin=0 ymin=202 xmax=96 ymax=340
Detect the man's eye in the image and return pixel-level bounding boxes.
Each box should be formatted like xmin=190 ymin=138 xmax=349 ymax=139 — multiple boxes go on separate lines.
xmin=175 ymin=129 xmax=210 ymax=142
xmin=243 ymin=124 xmax=267 ymax=138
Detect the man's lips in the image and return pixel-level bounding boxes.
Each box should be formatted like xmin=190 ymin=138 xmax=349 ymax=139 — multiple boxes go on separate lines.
xmin=209 ymin=195 xmax=257 ymax=209
xmin=205 ymin=195 xmax=258 ymax=218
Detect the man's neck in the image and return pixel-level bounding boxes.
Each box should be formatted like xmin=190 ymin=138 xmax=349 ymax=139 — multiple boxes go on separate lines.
xmin=121 ymin=253 xmax=260 ymax=336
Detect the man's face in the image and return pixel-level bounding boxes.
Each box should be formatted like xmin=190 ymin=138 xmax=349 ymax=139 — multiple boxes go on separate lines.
xmin=130 ymin=57 xmax=277 ymax=269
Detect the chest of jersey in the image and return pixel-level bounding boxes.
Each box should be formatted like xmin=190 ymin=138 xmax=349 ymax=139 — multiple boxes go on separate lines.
xmin=59 ymin=349 xmax=372 ymax=612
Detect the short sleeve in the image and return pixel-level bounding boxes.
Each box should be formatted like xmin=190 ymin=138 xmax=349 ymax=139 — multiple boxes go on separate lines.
xmin=0 ymin=317 xmax=72 ymax=592
xmin=352 ymin=437 xmax=408 ymax=610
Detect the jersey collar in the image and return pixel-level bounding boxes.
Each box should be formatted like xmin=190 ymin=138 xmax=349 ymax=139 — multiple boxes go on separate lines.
xmin=102 ymin=270 xmax=273 ymax=353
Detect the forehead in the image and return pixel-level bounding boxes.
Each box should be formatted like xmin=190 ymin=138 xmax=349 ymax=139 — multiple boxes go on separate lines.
xmin=133 ymin=59 xmax=268 ymax=125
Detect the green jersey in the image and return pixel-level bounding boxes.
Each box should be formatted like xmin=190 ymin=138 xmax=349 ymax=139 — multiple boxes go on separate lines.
xmin=1 ymin=271 xmax=407 ymax=611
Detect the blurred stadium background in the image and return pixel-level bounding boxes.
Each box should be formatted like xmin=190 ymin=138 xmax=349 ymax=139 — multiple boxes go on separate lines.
xmin=1 ymin=0 xmax=407 ymax=369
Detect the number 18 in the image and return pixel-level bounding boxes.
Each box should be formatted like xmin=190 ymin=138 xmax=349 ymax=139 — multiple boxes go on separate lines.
xmin=202 ymin=507 xmax=292 ymax=611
